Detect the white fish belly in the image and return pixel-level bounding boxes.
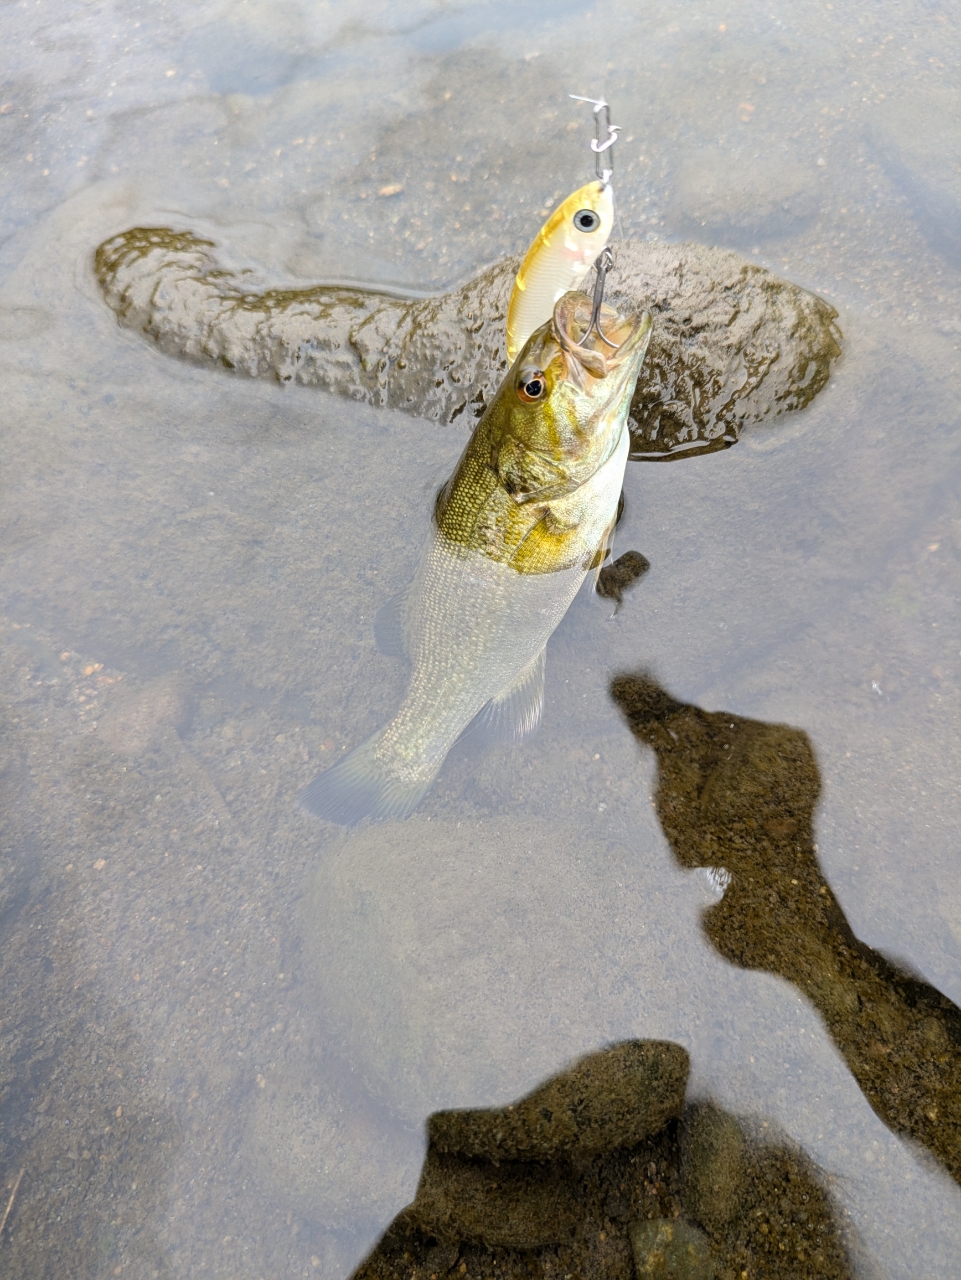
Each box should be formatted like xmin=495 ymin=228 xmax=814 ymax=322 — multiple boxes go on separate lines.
xmin=373 ymin=531 xmax=586 ymax=789
xmin=298 ymin=423 xmax=630 ymax=823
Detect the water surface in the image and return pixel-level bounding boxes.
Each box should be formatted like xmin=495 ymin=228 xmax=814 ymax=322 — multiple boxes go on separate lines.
xmin=1 ymin=1 xmax=960 ymax=1277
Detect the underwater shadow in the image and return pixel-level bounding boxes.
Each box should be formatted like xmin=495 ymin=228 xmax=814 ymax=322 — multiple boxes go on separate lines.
xmin=609 ymin=671 xmax=961 ymax=1187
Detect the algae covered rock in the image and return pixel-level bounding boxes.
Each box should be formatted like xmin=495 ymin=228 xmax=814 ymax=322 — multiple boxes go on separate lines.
xmin=611 ymin=672 xmax=961 ymax=1190
xmin=680 ymin=1103 xmax=747 ymax=1237
xmin=408 ymin=1149 xmax=582 ymax=1249
xmin=406 ymin=1041 xmax=687 ymax=1251
xmin=355 ymin=1047 xmax=854 ymax=1279
xmin=95 ymin=226 xmax=840 ymax=461
xmin=607 ymin=240 xmax=839 ymax=459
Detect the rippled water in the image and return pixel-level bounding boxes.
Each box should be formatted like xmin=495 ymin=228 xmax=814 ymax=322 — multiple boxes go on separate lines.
xmin=2 ymin=1 xmax=960 ymax=1277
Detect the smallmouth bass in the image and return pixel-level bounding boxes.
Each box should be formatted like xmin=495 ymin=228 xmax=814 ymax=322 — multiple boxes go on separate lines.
xmin=299 ymin=290 xmax=652 ymax=825
xmin=505 ymin=180 xmax=614 ymax=365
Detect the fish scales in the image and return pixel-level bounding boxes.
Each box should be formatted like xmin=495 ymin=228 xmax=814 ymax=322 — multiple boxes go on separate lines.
xmin=374 ymin=530 xmax=586 ymax=790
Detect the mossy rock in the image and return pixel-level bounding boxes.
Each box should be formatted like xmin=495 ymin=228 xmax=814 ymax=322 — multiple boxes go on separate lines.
xmin=95 ymin=227 xmax=840 ymax=461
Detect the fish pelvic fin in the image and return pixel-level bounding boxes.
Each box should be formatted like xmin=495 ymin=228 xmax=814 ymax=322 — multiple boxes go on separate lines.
xmin=297 ymin=733 xmax=432 ymax=826
xmin=472 ymin=648 xmax=546 ymax=745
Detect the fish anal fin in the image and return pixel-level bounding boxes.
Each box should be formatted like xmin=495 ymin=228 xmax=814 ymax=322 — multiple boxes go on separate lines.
xmin=473 ymin=649 xmax=546 ymax=745
xmin=373 ymin=586 xmax=410 ymax=659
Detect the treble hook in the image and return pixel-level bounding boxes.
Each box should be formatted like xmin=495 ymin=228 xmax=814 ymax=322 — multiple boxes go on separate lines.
xmin=587 ymin=246 xmax=618 ymax=348
xmin=569 ymin=95 xmax=621 ymax=187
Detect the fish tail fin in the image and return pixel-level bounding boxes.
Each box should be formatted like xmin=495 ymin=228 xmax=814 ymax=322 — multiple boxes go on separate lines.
xmin=297 ymin=733 xmax=432 ymax=826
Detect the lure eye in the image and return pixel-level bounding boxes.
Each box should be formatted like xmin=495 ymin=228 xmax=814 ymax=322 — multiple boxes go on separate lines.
xmin=573 ymin=208 xmax=600 ymax=233
xmin=517 ymin=370 xmax=547 ymax=403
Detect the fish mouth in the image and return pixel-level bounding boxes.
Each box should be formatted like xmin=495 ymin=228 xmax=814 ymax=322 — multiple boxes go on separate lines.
xmin=551 ymin=291 xmax=653 ymax=383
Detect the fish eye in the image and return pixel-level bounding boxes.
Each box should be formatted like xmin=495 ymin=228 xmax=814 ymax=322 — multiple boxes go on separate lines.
xmin=517 ymin=370 xmax=547 ymax=403
xmin=572 ymin=208 xmax=600 ymax=233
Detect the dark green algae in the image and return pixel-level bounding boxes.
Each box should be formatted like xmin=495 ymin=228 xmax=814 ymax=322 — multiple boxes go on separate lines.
xmin=94 ymin=226 xmax=841 ymax=461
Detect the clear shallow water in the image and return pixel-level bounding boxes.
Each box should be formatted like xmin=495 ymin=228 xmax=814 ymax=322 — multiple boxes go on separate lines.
xmin=1 ymin=1 xmax=960 ymax=1277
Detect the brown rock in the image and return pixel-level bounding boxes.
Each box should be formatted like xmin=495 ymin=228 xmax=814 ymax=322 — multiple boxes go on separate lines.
xmin=681 ymin=1103 xmax=746 ymax=1236
xmin=428 ymin=1041 xmax=689 ymax=1162
xmin=407 ymin=1149 xmax=581 ymax=1249
xmin=630 ymin=1219 xmax=715 ymax=1279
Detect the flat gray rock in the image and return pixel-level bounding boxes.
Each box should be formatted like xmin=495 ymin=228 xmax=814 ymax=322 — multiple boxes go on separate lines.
xmin=300 ymin=817 xmax=693 ymax=1123
xmin=869 ymin=86 xmax=961 ymax=270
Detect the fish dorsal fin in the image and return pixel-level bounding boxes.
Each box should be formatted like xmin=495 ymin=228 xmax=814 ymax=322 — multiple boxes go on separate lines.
xmin=472 ymin=648 xmax=546 ymax=744
xmin=373 ymin=586 xmax=410 ymax=659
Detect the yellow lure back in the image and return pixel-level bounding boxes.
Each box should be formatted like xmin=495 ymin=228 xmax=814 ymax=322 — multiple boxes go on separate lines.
xmin=505 ymin=180 xmax=614 ymax=365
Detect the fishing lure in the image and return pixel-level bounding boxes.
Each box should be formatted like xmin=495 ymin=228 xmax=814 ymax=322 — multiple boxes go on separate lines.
xmin=505 ymin=97 xmax=620 ymax=365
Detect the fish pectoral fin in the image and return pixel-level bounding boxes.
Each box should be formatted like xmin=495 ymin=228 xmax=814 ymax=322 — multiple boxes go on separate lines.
xmin=471 ymin=648 xmax=546 ymax=745
xmin=373 ymin=585 xmax=411 ymax=659
xmin=508 ymin=509 xmax=582 ymax=574
xmin=509 ymin=479 xmax=580 ymax=506
xmin=494 ymin=437 xmax=577 ymax=505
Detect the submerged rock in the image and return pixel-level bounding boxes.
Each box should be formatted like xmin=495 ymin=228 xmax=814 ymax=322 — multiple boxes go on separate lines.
xmin=428 ymin=1040 xmax=688 ymax=1162
xmin=680 ymin=1103 xmax=747 ymax=1237
xmin=96 ymin=673 xmax=194 ymax=757
xmin=244 ymin=1056 xmax=420 ymax=1230
xmin=869 ymin=86 xmax=961 ymax=271
xmin=630 ymin=1219 xmax=715 ymax=1280
xmin=409 ymin=1149 xmax=582 ymax=1249
xmin=405 ymin=1042 xmax=687 ymax=1248
xmin=95 ymin=227 xmax=841 ymax=461
xmin=356 ymin=1049 xmax=854 ymax=1279
xmin=610 ymin=672 xmax=961 ymax=1189
xmin=300 ymin=816 xmax=683 ymax=1122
